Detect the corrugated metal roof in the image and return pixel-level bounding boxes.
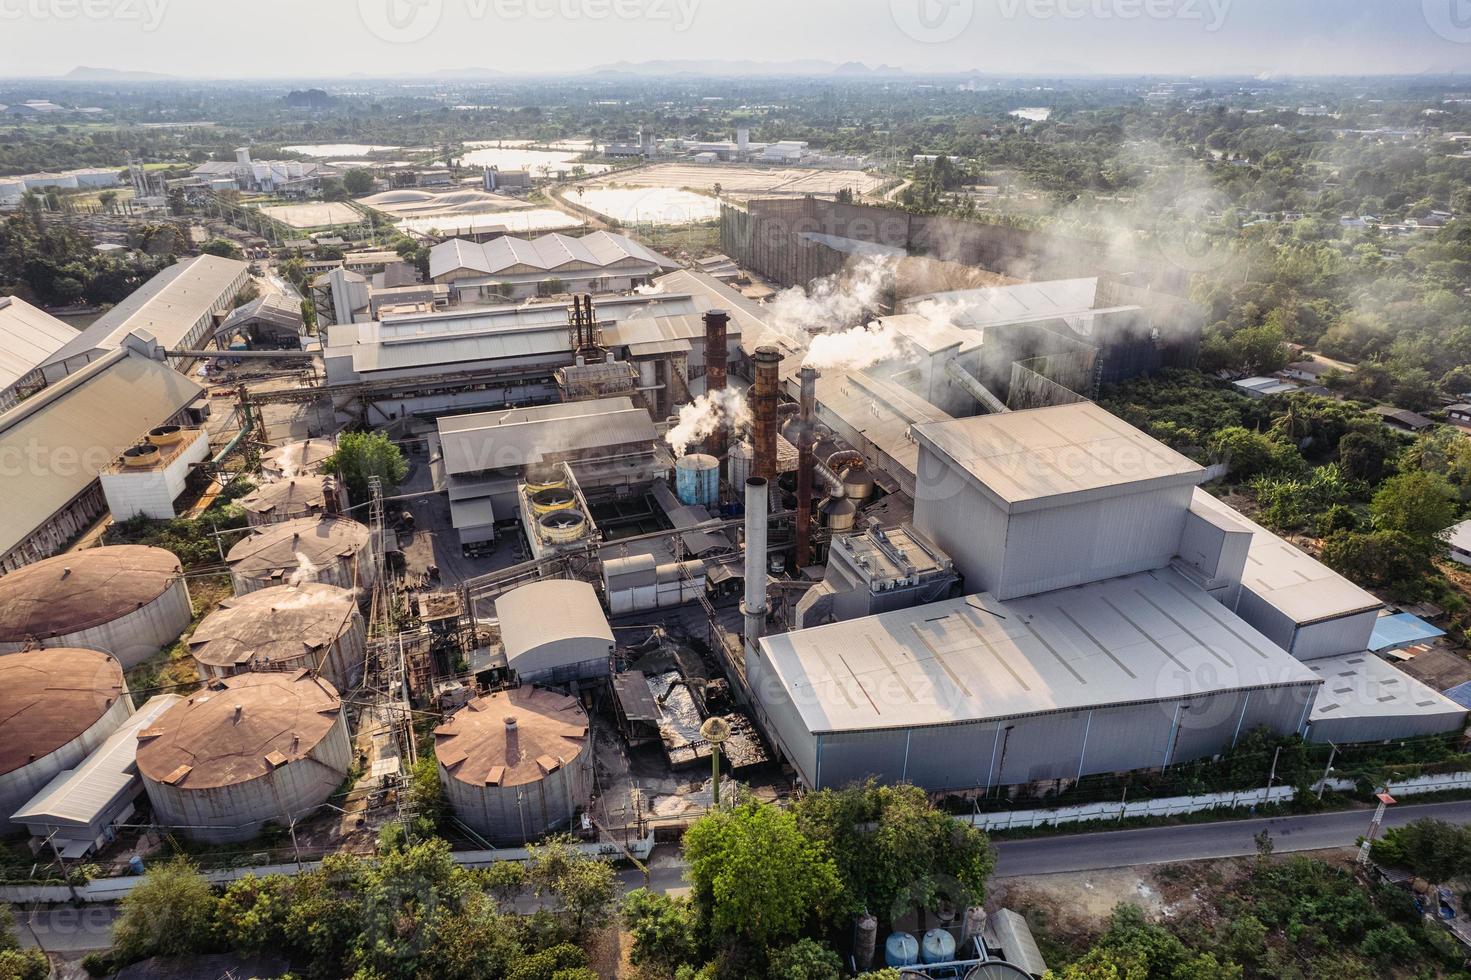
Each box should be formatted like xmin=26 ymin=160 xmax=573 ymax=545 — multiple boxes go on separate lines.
xmin=0 ymin=297 xmax=76 ymax=391
xmin=1369 ymin=612 xmax=1445 ymax=653
xmin=496 ymin=579 xmax=612 ymax=662
xmin=0 ymin=348 xmax=204 ymax=557
xmin=906 ymin=278 xmax=1104 ymax=327
xmin=814 ymin=369 xmax=952 ymax=482
xmin=430 ymin=230 xmax=676 ymax=280
xmin=438 ymin=397 xmax=655 ymax=475
xmin=12 ymin=695 xmax=181 ymax=829
xmin=758 ymin=567 xmax=1320 ymax=735
xmin=1306 ymin=652 xmax=1466 ymax=725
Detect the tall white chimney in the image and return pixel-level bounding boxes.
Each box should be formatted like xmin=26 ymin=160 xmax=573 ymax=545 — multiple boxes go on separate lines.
xmin=742 ymin=477 xmax=769 ymax=654
xmin=736 ymin=127 xmax=750 ymax=158
xmin=235 ymin=146 xmax=252 ymax=167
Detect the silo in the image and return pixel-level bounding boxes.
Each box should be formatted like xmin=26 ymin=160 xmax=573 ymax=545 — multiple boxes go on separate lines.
xmin=0 ymin=546 xmax=192 ymax=668
xmin=137 ymin=672 xmax=353 ymax=843
xmin=226 ymin=515 xmax=375 ymax=596
xmin=434 ymin=686 xmax=593 ymax=843
xmin=0 ymin=649 xmax=132 ymax=832
xmin=675 ymin=454 xmax=720 ymax=507
xmin=240 ymin=476 xmax=340 ymax=526
xmin=187 ymin=583 xmax=366 ymax=691
xmin=260 ymin=438 xmax=336 ymax=480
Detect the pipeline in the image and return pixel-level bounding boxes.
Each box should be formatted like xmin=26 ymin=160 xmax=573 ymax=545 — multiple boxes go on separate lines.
xmin=944 ymin=359 xmax=1010 ymax=415
xmin=795 ymin=366 xmax=818 ymax=568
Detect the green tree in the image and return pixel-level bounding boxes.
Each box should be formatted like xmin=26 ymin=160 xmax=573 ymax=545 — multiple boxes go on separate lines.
xmin=683 ymin=800 xmax=842 ymax=949
xmin=112 ymin=857 xmax=218 ymax=962
xmin=767 ymin=938 xmax=842 ymax=980
xmin=200 ymin=238 xmax=243 ymax=260
xmin=0 ymin=905 xmax=47 ymax=980
xmin=322 ymin=430 xmax=408 ymax=503
xmin=528 ymin=836 xmax=617 ymax=936
xmin=1321 ymin=529 xmax=1430 ymax=594
xmin=1207 ymin=426 xmax=1300 ymax=480
xmin=622 ymin=888 xmax=699 ymax=975
xmin=343 ymin=168 xmax=375 ymax=195
xmin=1368 ymin=471 xmax=1458 ymax=541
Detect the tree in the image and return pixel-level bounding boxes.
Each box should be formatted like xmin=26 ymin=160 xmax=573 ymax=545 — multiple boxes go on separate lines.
xmin=1206 ymin=426 xmax=1300 ymax=480
xmin=112 ymin=857 xmax=218 ymax=962
xmin=1337 ymin=429 xmax=1395 ymax=483
xmin=322 ymin=430 xmax=408 ymax=503
xmin=200 ymin=238 xmax=243 ymax=260
xmin=528 ymin=836 xmax=617 ymax=936
xmin=343 ymin=168 xmax=375 ymax=196
xmin=622 ymin=889 xmax=700 ymax=975
xmin=1368 ymin=470 xmax=1458 ymax=541
xmin=683 ymin=800 xmax=842 ymax=949
xmin=767 ymin=938 xmax=842 ymax=980
xmin=0 ymin=905 xmax=47 ymax=980
xmin=1320 ymin=528 xmax=1430 ymax=593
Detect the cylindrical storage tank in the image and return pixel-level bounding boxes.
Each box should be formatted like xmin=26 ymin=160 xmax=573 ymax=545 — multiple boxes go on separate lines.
xmin=137 ymin=672 xmax=352 ymax=844
xmin=842 ymin=466 xmax=876 ymax=502
xmin=435 ymin=686 xmax=593 ymax=844
xmin=538 ymin=509 xmax=587 ymax=545
xmin=529 ymin=486 xmax=576 ymax=515
xmin=922 ymin=929 xmax=956 ymax=964
xmin=226 ymin=515 xmax=375 ymax=597
xmin=729 ymin=440 xmax=754 ymax=489
xmin=260 ymin=438 xmax=336 ymax=480
xmin=0 ymin=649 xmax=132 ymax=832
xmin=822 ymin=496 xmax=857 ymax=534
xmin=0 ymin=546 xmax=192 ymax=668
xmin=187 ymin=583 xmax=366 ymax=691
xmin=675 ymin=453 xmax=720 ymax=508
xmin=885 ymin=932 xmax=920 ymax=968
xmin=240 ymin=476 xmax=334 ymax=526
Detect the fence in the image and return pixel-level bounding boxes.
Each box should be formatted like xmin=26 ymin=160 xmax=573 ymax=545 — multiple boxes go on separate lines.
xmin=965 ymin=785 xmax=1295 ymax=831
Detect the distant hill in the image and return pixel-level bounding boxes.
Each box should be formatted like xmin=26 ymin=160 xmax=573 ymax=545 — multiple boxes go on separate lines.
xmin=64 ymin=65 xmax=175 ymax=82
xmin=283 ymin=88 xmax=337 ymax=109
xmin=588 ymin=59 xmax=905 ymax=78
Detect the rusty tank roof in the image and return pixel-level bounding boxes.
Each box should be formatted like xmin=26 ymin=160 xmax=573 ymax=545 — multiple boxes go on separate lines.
xmin=188 ymin=583 xmax=359 ymax=671
xmin=136 ymin=671 xmax=344 ymax=790
xmin=0 ymin=649 xmax=126 ymax=775
xmin=225 ymin=515 xmax=370 ymax=580
xmin=260 ymin=439 xmax=336 ymax=476
xmin=434 ymin=686 xmax=588 ymax=790
xmin=239 ymin=476 xmax=331 ymax=519
xmin=0 ymin=546 xmax=182 ymax=641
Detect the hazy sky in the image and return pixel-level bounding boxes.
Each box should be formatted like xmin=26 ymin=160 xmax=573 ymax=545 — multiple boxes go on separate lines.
xmin=1 ymin=0 xmax=1468 ymax=78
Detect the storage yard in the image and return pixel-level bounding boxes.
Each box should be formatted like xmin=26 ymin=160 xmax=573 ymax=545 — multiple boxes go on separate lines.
xmin=584 ymin=162 xmax=885 ymax=201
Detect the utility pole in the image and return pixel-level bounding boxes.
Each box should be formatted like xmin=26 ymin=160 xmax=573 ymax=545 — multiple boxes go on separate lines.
xmin=1316 ymin=742 xmax=1338 ymax=801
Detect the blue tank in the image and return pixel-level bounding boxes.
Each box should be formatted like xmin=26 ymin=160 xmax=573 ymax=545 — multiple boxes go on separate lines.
xmin=675 ymin=453 xmax=720 ymax=507
xmin=885 ymin=931 xmax=919 ymax=968
xmin=922 ymin=928 xmax=957 ymax=964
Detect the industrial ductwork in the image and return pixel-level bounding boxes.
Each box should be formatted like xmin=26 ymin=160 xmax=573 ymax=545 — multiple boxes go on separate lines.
xmin=944 ymin=359 xmax=1010 ymax=414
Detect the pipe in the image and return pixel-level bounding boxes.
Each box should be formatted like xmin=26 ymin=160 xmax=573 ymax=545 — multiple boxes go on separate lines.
xmin=826 ymin=449 xmax=865 ymax=473
xmin=944 ymin=359 xmax=1010 ymax=414
xmin=751 ymin=346 xmax=782 ymax=482
xmin=742 ymin=477 xmax=768 ymax=655
xmin=813 ymin=460 xmax=845 ymax=498
xmin=795 ymin=366 xmax=818 ymax=568
xmin=703 ymin=310 xmax=729 ymax=476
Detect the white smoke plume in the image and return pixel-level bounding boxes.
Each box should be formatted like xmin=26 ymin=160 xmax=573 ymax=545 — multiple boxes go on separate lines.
xmin=766 ymin=253 xmax=897 ymax=345
xmin=278 ymin=442 xmax=303 ymax=479
xmin=634 ymin=281 xmax=665 ymax=295
xmin=288 ymin=550 xmax=320 ymax=588
xmin=665 ymin=388 xmax=750 ymax=456
xmin=803 ymin=321 xmax=908 ymax=371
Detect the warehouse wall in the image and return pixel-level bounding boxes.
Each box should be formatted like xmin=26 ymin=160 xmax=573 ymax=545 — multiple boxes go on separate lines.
xmin=1287 ymin=610 xmax=1379 ymax=661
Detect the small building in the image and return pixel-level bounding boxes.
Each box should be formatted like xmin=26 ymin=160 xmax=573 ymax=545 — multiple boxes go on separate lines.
xmin=1446 ymin=404 xmax=1471 ymax=428
xmin=1281 ymin=360 xmax=1339 ymax=383
xmin=1368 ymin=405 xmax=1435 ymax=432
xmin=99 ymin=426 xmax=211 ymax=521
xmin=1449 ymin=519 xmax=1471 ymax=565
xmin=495 ymin=579 xmax=613 ymax=686
xmin=1233 ymin=376 xmax=1299 ymax=399
xmin=216 ymin=293 xmax=304 ymax=349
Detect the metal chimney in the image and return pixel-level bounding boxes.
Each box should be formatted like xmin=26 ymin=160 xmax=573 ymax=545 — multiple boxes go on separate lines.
xmin=794 ymin=366 xmax=819 ymax=569
xmin=751 ymin=346 xmax=782 ymax=482
xmin=703 ymin=309 xmax=730 ymax=473
xmin=742 ymin=477 xmax=769 ymax=654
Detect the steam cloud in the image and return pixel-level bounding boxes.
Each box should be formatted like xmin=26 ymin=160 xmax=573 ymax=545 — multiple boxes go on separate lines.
xmin=288 ymin=550 xmax=320 ymax=588
xmin=665 ymin=388 xmax=751 ymax=456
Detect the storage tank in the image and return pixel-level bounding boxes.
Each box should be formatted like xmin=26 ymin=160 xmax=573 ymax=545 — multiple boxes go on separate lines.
xmin=434 ymin=686 xmax=593 ymax=843
xmin=188 ymin=583 xmax=366 ymax=691
xmin=822 ymin=496 xmax=858 ymax=533
xmin=260 ymin=438 xmax=336 ymax=480
xmin=885 ymin=932 xmax=920 ymax=968
xmin=137 ymin=672 xmax=353 ymax=843
xmin=0 ymin=649 xmax=132 ymax=832
xmin=240 ymin=476 xmax=339 ymax=526
xmin=0 ymin=546 xmax=192 ymax=668
xmin=842 ymin=465 xmax=876 ymax=502
xmin=675 ymin=453 xmax=720 ymax=508
xmin=226 ymin=515 xmax=375 ymax=596
xmin=729 ymin=440 xmax=755 ymax=489
xmin=922 ymin=929 xmax=957 ymax=964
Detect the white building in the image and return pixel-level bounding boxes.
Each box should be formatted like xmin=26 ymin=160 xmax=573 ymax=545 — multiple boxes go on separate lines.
xmin=0 ymin=297 xmax=77 ymax=411
xmin=429 ymin=231 xmax=677 ymax=302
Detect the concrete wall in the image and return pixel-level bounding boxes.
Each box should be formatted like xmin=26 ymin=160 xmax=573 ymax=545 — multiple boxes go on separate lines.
xmin=0 ymin=694 xmax=134 ymax=833
xmin=141 ymin=713 xmax=352 ymax=843
xmin=441 ymin=739 xmax=592 ymax=843
xmin=0 ymin=577 xmax=192 ymax=669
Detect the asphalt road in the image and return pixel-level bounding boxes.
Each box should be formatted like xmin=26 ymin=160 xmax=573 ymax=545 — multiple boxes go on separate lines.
xmin=991 ymin=798 xmax=1471 ymax=877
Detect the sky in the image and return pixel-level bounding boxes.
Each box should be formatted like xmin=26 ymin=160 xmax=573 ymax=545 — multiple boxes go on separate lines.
xmin=0 ymin=0 xmax=1468 ymax=78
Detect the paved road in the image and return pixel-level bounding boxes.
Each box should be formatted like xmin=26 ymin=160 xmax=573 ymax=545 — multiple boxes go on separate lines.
xmin=991 ymin=798 xmax=1471 ymax=877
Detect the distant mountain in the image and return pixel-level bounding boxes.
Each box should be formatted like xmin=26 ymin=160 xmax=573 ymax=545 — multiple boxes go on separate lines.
xmin=832 ymin=62 xmax=909 ymax=77
xmin=63 ymin=65 xmax=175 ymax=82
xmin=587 ymin=59 xmax=895 ymax=78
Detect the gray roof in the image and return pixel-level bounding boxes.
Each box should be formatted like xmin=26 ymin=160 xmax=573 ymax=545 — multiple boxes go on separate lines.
xmin=437 ymin=397 xmax=655 ymax=476
xmin=218 ymin=292 xmax=303 ymax=336
xmin=904 ymin=277 xmax=1109 ymax=328
xmin=0 ymin=347 xmax=204 ymax=557
xmin=0 ymin=297 xmax=76 ymax=391
xmin=47 ymin=255 xmax=248 ymax=364
xmin=495 ymin=579 xmax=612 ymax=662
xmin=814 ymin=368 xmax=953 ymax=483
xmin=430 ymin=230 xmax=677 ymax=281
xmin=1306 ymin=651 xmax=1467 ymax=726
xmin=913 ymin=402 xmax=1205 ymax=514
xmin=11 ymin=694 xmax=181 ymax=831
xmin=757 ymin=567 xmax=1321 ymax=735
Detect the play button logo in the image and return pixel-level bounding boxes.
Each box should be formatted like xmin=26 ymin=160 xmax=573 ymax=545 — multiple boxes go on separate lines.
xmin=891 ymin=0 xmax=974 ymax=43
xmin=360 ymin=0 xmax=444 ymax=43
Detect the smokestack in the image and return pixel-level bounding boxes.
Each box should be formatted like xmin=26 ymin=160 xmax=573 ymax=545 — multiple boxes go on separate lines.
xmin=751 ymin=346 xmax=782 ymax=483
xmin=743 ymin=477 xmax=768 ymax=654
xmin=703 ymin=309 xmax=730 ymax=473
xmin=795 ymin=366 xmax=819 ymax=569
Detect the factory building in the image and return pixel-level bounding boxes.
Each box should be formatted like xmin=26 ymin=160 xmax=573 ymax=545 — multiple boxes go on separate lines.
xmin=495 ymin=580 xmax=614 ymax=686
xmin=794 ymin=524 xmax=957 ymax=628
xmin=240 ymin=476 xmax=344 ymax=526
xmin=190 ymin=148 xmax=332 ymax=195
xmin=225 ymin=515 xmax=376 ymax=596
xmin=216 ymin=293 xmax=305 ymax=349
xmin=434 ymin=685 xmax=593 ymax=843
xmin=188 ymin=583 xmax=366 ymax=691
xmin=0 ymin=545 xmax=192 ymax=668
xmin=137 ymin=672 xmax=353 ymax=843
xmin=99 ymin=426 xmax=211 ymax=521
xmin=0 ymin=649 xmax=132 ymax=833
xmin=41 ymin=255 xmax=250 ymax=382
xmin=429 ymin=232 xmax=678 ymax=302
xmin=260 ymin=438 xmax=337 ymax=481
xmin=0 ymin=336 xmax=203 ymax=574
xmin=10 ymin=694 xmax=181 ymax=858
xmin=0 ymin=297 xmax=76 ymax=411
xmin=433 ymin=396 xmax=660 ymax=547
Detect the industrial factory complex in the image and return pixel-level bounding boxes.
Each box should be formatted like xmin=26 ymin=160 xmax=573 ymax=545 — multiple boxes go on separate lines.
xmin=0 ymin=190 xmax=1464 ymax=904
